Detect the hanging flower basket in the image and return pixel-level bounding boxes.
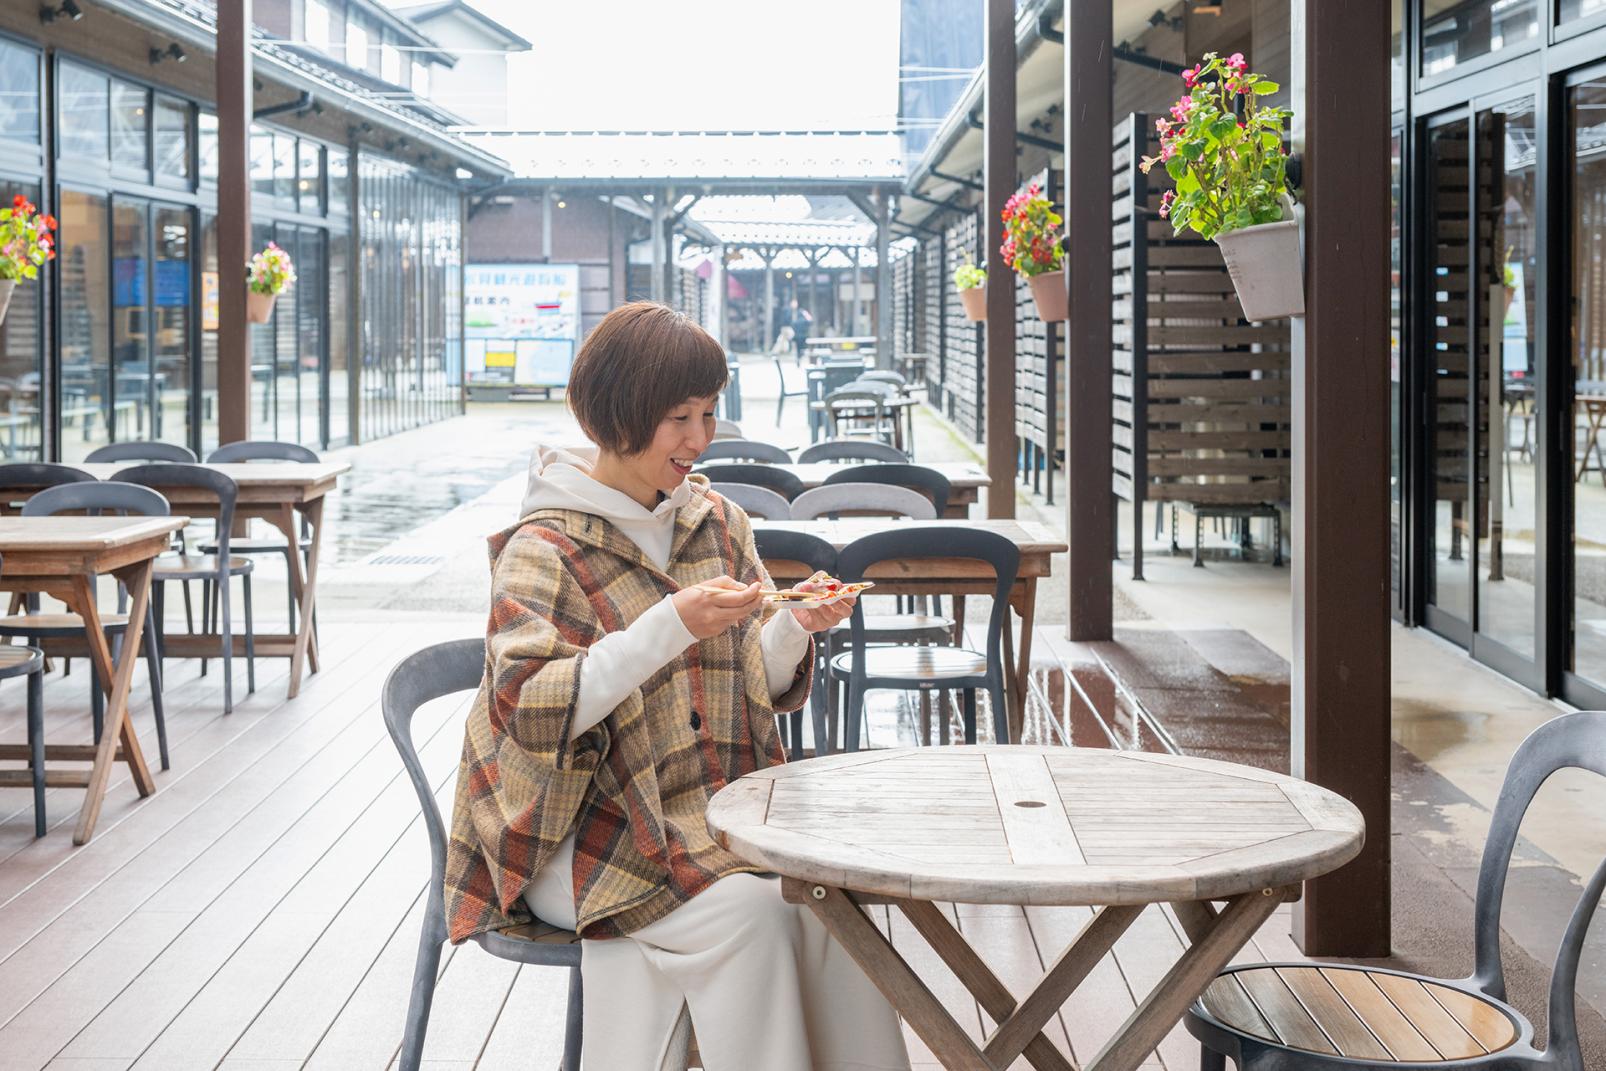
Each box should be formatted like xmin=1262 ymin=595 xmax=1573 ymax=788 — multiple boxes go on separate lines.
xmin=0 ymin=194 xmax=55 ymax=329
xmin=246 ymin=288 xmax=277 ymax=323
xmin=245 ymin=241 xmax=296 ymax=325
xmin=1026 ymin=269 xmax=1067 ymax=323
xmin=1215 ymin=194 xmax=1304 ymax=321
xmin=1143 ymin=52 xmax=1304 ymax=321
xmin=958 ymin=286 xmax=987 ymax=321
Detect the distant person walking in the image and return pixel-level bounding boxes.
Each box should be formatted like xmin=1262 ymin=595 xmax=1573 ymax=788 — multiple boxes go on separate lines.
xmin=788 ymin=298 xmax=812 ymax=364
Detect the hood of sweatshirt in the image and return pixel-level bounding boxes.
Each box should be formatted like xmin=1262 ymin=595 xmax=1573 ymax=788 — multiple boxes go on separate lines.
xmin=518 ymin=444 xmax=691 ymax=570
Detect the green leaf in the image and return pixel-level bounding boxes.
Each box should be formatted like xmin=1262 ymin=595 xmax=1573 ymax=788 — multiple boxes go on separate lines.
xmin=1165 ymin=156 xmax=1188 ymax=181
xmin=1178 ymin=139 xmax=1204 ymax=161
xmin=1252 ymin=81 xmax=1280 ymax=94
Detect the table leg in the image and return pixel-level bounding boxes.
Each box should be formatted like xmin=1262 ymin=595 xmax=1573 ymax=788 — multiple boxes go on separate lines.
xmin=1082 ymin=889 xmax=1283 ymax=1071
xmin=282 ymin=497 xmax=325 ymax=696
xmin=67 ymin=561 xmax=156 ymax=845
xmin=274 ymin=504 xmax=319 ymax=676
xmin=1006 ymin=580 xmax=1038 ymax=744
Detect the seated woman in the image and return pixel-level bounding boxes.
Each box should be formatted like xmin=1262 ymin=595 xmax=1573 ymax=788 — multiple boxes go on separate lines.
xmin=443 ymin=302 xmax=910 ymax=1071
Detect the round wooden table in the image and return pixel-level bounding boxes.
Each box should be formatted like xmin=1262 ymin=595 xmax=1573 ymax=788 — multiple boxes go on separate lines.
xmin=706 ymin=745 xmax=1366 ymax=1071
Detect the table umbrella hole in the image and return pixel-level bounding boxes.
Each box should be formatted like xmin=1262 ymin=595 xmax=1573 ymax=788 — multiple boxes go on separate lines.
xmin=1014 ymin=800 xmax=1047 ymax=808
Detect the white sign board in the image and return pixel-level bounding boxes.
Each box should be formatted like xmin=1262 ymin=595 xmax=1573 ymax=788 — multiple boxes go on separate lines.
xmin=464 ymin=263 xmax=581 ymax=388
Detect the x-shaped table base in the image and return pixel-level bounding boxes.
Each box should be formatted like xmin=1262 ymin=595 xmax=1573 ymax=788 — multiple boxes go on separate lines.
xmin=782 ymin=878 xmax=1288 ymax=1071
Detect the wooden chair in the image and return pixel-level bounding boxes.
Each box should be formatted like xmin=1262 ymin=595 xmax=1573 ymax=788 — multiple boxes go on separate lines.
xmin=709 ymin=482 xmax=792 ymax=521
xmin=694 ymin=463 xmax=805 ymax=501
xmin=796 ymin=439 xmax=908 ymax=464
xmin=831 ymin=528 xmax=1018 ymax=751
xmin=698 ymin=439 xmax=791 ymax=464
xmin=0 ymin=481 xmax=172 ymax=771
xmin=1187 ymin=709 xmax=1606 ymax=1071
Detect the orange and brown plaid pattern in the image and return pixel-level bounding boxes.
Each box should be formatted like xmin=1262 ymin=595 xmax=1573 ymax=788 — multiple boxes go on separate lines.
xmin=444 ymin=479 xmax=812 ymax=943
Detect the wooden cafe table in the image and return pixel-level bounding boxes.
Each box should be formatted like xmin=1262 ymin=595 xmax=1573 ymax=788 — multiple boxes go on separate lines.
xmin=6 ymin=461 xmax=351 ymax=699
xmin=0 ymin=515 xmax=187 ymax=843
xmin=769 ymin=461 xmax=989 ymax=519
xmin=754 ymin=518 xmax=1065 ymax=739
xmin=708 ymin=746 xmax=1365 ymax=1071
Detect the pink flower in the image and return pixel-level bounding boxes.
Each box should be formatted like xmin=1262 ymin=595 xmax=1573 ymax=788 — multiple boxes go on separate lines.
xmin=1182 ymin=66 xmax=1197 ymax=87
xmin=1160 ymin=142 xmax=1175 ymax=161
xmin=1227 ymin=52 xmax=1246 ymax=71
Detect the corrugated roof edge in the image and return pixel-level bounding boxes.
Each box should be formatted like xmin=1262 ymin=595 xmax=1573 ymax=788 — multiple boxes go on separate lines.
xmin=104 ymin=0 xmax=512 ymax=177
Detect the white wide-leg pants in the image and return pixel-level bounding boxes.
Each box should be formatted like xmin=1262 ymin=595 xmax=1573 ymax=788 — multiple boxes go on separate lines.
xmin=529 ymin=852 xmax=910 ymax=1071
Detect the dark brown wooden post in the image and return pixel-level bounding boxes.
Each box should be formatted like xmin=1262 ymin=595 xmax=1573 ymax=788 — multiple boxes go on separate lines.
xmin=983 ymin=0 xmax=1016 ymax=519
xmin=1290 ymin=0 xmax=1392 ymax=956
xmin=216 ymin=0 xmax=253 ymax=445
xmin=1064 ymin=0 xmax=1113 ymax=639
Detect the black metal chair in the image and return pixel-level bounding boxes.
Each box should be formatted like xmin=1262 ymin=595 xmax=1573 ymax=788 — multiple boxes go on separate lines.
xmin=384 ymin=638 xmax=585 ymax=1071
xmin=821 ymin=462 xmax=951 ymax=518
xmin=698 ymin=439 xmax=792 ymax=464
xmin=1187 ymin=708 xmax=1606 ymax=1071
xmin=752 ymin=529 xmax=837 ymax=761
xmin=0 ymin=481 xmax=172 ymax=770
xmin=694 ymin=463 xmax=806 ymax=501
xmin=0 ymin=551 xmax=46 ymax=836
xmin=114 ymin=464 xmax=255 ymax=713
xmin=796 ymin=439 xmax=908 ymax=464
xmin=84 ymin=441 xmax=197 ymax=464
xmin=710 ymin=482 xmax=792 ymax=521
xmin=830 ymin=528 xmax=1018 ymax=751
xmin=201 ymin=441 xmax=318 ymax=634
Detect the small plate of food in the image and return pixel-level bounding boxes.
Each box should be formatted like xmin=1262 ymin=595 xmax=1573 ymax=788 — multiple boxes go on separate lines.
xmin=762 ymin=573 xmax=875 ymax=610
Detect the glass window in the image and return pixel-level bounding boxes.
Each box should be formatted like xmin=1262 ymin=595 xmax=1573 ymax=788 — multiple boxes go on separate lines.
xmin=298 ymin=139 xmax=322 ymax=214
xmin=152 ymin=205 xmax=192 ymax=449
xmin=382 ymin=42 xmax=402 ymax=86
xmin=412 ymin=61 xmax=430 ymax=99
xmin=154 ymin=97 xmax=190 ymax=181
xmin=251 ymin=126 xmax=274 ymax=201
xmin=200 ymin=212 xmax=218 ymax=455
xmin=110 ymin=80 xmax=149 ymax=171
xmin=346 ymin=18 xmax=369 ymax=71
xmin=199 ymin=111 xmax=218 ymax=186
xmin=328 ymin=147 xmax=350 ymax=212
xmin=328 ymin=229 xmax=349 ymax=443
xmin=1561 ymin=0 xmax=1606 ymax=22
xmin=0 ymin=180 xmax=43 ymax=460
xmin=1391 ymin=129 xmax=1403 ymax=614
xmin=1420 ymin=0 xmax=1538 ymax=78
xmin=274 ymin=133 xmax=296 ymax=206
xmin=0 ymin=40 xmax=41 ymax=148
xmin=1570 ymin=81 xmax=1606 ymax=683
xmin=112 ymin=199 xmax=151 ymax=445
xmin=306 ymin=0 xmax=331 ymax=51
xmin=58 ymin=190 xmax=111 ymax=464
xmin=1426 ymin=117 xmax=1472 ymax=623
xmin=57 ymin=62 xmax=108 ymax=161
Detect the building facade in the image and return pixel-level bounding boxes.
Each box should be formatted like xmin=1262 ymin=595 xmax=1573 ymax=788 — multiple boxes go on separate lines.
xmin=0 ymin=0 xmax=505 ymax=463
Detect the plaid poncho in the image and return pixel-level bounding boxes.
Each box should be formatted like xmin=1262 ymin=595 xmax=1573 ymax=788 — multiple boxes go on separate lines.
xmin=444 ymin=479 xmax=812 ymax=943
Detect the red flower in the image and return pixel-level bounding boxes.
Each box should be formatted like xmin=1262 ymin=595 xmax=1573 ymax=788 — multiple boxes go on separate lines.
xmin=42 ymin=215 xmax=55 ymax=231
xmin=10 ymin=195 xmax=22 ymax=209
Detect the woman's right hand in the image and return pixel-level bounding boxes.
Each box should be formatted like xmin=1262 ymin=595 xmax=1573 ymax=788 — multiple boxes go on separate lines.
xmin=671 ymin=576 xmax=764 ymax=640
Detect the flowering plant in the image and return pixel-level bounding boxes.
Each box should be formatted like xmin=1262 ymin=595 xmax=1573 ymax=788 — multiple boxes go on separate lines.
xmin=247 ymin=241 xmax=296 ymax=296
xmin=953 ymin=260 xmax=987 ymax=291
xmin=0 ymin=195 xmax=56 ymax=282
xmin=999 ymin=183 xmax=1063 ymax=277
xmin=1140 ymin=52 xmax=1292 ymax=241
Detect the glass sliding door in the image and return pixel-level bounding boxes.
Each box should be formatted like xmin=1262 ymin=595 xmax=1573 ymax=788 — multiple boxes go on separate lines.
xmin=152 ymin=204 xmax=192 ymax=449
xmin=0 ymin=179 xmax=43 ymax=461
xmin=1569 ymin=77 xmax=1606 ymax=688
xmin=1424 ymin=114 xmax=1475 ymax=636
xmin=58 ymin=189 xmax=111 ymax=464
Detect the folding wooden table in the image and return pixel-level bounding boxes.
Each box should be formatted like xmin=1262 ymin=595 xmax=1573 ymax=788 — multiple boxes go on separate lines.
xmin=0 ymin=515 xmax=187 ymax=844
xmin=708 ymin=746 xmax=1365 ymax=1071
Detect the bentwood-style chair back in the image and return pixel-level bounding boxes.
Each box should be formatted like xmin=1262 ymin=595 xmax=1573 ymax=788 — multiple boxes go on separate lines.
xmin=383 ymin=639 xmax=585 ymax=1071
xmin=795 ymin=439 xmax=908 ymax=464
xmin=697 ymin=439 xmax=791 ymax=464
xmin=753 ymin=529 xmax=839 ymax=760
xmin=710 ymin=482 xmax=792 ymax=521
xmin=695 ymin=463 xmax=806 ymax=501
xmin=822 ymin=462 xmax=951 ymax=518
xmin=1187 ymin=710 xmax=1606 ymax=1071
xmin=789 ymin=483 xmax=935 ymax=521
xmin=206 ymin=440 xmax=319 ymax=464
xmin=84 ymin=441 xmax=197 ymax=464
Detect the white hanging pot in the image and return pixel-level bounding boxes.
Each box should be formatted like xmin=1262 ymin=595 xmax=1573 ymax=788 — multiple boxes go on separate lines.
xmin=1214 ymin=194 xmax=1304 ymax=321
xmin=958 ymin=286 xmax=986 ymax=322
xmin=246 ymin=288 xmax=278 ymax=324
xmin=0 ymin=280 xmax=13 ymax=328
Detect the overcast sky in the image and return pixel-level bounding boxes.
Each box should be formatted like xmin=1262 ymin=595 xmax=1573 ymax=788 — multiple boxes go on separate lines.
xmin=397 ymin=0 xmax=903 ymax=131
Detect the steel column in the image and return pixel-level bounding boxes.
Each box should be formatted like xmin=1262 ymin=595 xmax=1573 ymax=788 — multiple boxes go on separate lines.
xmin=216 ymin=0 xmax=253 ymax=445
xmin=1290 ymin=0 xmax=1392 ymax=956
xmin=875 ymin=191 xmax=892 ymax=370
xmin=851 ymin=248 xmax=863 ymax=336
xmin=984 ymin=0 xmax=1017 ymax=517
xmin=763 ymin=251 xmax=776 ymax=351
xmin=1064 ymin=0 xmax=1112 ymax=632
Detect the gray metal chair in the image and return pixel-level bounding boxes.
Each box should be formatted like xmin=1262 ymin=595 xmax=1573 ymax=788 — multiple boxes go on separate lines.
xmin=0 ymin=481 xmax=172 ymax=770
xmin=1186 ymin=709 xmax=1606 ymax=1071
xmin=84 ymin=441 xmax=197 ymax=464
xmin=114 ymin=464 xmax=255 ymax=713
xmin=790 ymin=483 xmax=935 ymax=521
xmin=772 ymin=358 xmax=810 ymax=424
xmin=201 ymin=441 xmax=318 ymax=633
xmin=796 ymin=439 xmax=908 ymax=464
xmin=698 ymin=439 xmax=792 ymax=464
xmin=712 ymin=418 xmax=744 ymax=441
xmin=694 ymin=463 xmax=805 ymax=501
xmin=0 ymin=552 xmax=46 ymax=837
xmin=710 ymin=482 xmax=792 ymax=521
xmin=383 ymin=638 xmax=584 ymax=1071
xmin=831 ymin=528 xmax=1018 ymax=751
xmin=859 ymin=370 xmax=908 ymax=389
xmin=821 ymin=462 xmax=952 ymax=518
xmin=752 ymin=529 xmax=837 ymax=761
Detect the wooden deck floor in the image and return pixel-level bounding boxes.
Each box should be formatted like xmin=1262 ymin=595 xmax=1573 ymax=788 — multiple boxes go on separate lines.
xmin=0 ymin=615 xmax=1310 ymax=1070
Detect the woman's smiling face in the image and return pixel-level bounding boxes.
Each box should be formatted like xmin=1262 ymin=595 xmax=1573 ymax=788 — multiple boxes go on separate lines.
xmin=634 ymin=394 xmax=719 ymax=496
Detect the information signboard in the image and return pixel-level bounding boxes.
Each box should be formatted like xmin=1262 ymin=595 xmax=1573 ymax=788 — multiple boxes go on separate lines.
xmin=464 ymin=263 xmax=581 ymax=389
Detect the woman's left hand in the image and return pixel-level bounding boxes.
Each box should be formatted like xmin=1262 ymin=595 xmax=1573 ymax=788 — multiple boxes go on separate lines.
xmin=788 ymin=576 xmax=858 ymax=634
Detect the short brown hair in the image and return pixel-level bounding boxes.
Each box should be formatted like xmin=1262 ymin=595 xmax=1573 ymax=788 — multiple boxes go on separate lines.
xmin=566 ymin=302 xmax=729 ymax=455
